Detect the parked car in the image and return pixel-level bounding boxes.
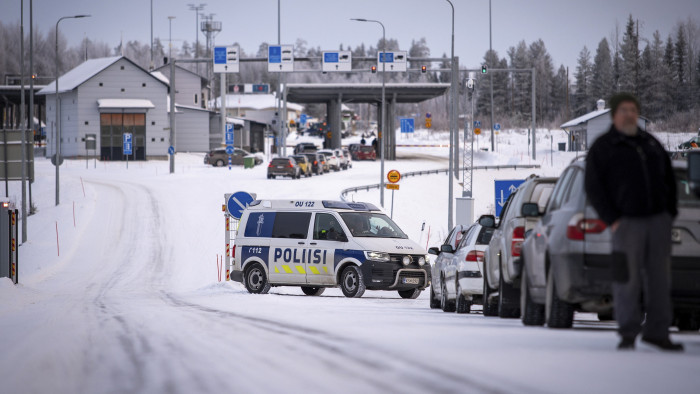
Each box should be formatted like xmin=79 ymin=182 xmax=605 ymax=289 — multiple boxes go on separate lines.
xmin=429 ymin=216 xmax=496 ymax=313
xmin=294 ymin=143 xmax=318 ymax=154
xmin=342 ymin=148 xmax=353 ymax=169
xmin=204 ymin=148 xmax=262 ymax=167
xmin=267 ymin=157 xmax=302 ymax=179
xmin=317 ymin=152 xmax=331 ymax=173
xmin=483 ymin=176 xmax=557 ymax=318
xmin=291 ymin=155 xmax=313 ymax=177
xmin=335 ymin=149 xmax=349 ymax=170
xmin=303 ymin=152 xmax=324 ymax=175
xmin=354 ymin=145 xmax=377 ymax=161
xmin=348 ymin=143 xmax=362 ymax=159
xmin=678 ymin=136 xmax=700 ymax=150
xmin=671 ymin=148 xmax=700 ymax=161
xmin=428 ymin=224 xmax=469 ymax=310
xmin=318 ymin=149 xmax=341 ymax=171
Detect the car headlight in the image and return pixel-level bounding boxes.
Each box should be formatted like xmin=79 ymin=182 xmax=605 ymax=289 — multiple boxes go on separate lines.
xmin=364 ymin=251 xmax=390 ymax=262
xmin=402 ymin=256 xmax=412 ymax=266
xmin=418 ymin=256 xmax=426 ymax=266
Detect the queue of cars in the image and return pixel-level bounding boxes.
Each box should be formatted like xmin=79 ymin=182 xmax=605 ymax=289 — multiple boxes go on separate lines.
xmin=430 ymin=154 xmax=700 ymax=331
xmin=267 ymin=143 xmax=355 ymax=180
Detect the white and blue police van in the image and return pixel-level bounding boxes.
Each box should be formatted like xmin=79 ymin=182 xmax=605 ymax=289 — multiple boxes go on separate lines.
xmin=231 ymin=200 xmax=431 ymax=298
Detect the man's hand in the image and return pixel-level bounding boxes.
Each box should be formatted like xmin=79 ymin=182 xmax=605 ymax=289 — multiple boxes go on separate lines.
xmin=611 ymin=220 xmax=620 ymax=233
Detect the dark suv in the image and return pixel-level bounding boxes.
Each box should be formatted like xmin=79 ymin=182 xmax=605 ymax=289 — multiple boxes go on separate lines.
xmin=267 ymin=157 xmax=302 ymax=179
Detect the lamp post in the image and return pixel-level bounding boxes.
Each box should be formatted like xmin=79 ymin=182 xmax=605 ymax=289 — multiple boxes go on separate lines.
xmin=351 ymin=18 xmax=386 ymax=207
xmin=55 ymin=14 xmax=90 ymax=206
xmin=445 ymin=0 xmax=456 ymax=230
xmin=168 ymin=15 xmax=176 ymax=174
xmin=150 ymin=0 xmax=154 ymax=70
xmin=489 ymin=0 xmax=495 ymax=152
xmin=187 ymin=3 xmax=206 ymax=75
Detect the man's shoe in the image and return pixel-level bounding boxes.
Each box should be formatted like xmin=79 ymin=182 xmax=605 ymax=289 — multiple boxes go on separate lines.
xmin=641 ymin=337 xmax=684 ymax=352
xmin=617 ymin=337 xmax=636 ymax=350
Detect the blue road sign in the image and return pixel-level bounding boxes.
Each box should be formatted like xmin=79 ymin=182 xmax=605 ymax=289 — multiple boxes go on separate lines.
xmin=168 ymin=146 xmax=175 ymax=155
xmin=225 ymin=123 xmax=234 ymax=145
xmin=400 ymin=118 xmax=415 ymax=133
xmin=225 ymin=146 xmax=235 ymax=155
xmin=494 ymin=179 xmax=525 ymax=217
xmin=495 ymin=123 xmax=501 ymax=131
xmin=227 ymin=191 xmax=255 ymax=219
xmin=268 ymin=46 xmax=281 ymax=63
xmin=123 ymin=133 xmax=132 ymax=155
xmin=214 ymin=47 xmax=227 ymax=65
xmin=324 ymin=52 xmax=339 ymax=63
xmin=473 ymin=120 xmax=481 ymax=128
xmin=426 ymin=112 xmax=432 ymax=119
xmin=300 ymin=113 xmax=308 ymax=125
xmin=379 ymin=52 xmax=394 ymax=63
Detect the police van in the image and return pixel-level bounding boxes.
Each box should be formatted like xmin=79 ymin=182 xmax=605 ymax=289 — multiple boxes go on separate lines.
xmin=231 ymin=200 xmax=431 ymax=298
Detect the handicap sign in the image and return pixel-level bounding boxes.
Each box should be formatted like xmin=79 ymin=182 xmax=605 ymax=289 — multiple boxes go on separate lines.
xmin=123 ymin=133 xmax=132 ymax=155
xmin=495 ymin=123 xmax=501 ymax=131
xmin=400 ymin=118 xmax=415 ymax=133
xmin=494 ymin=179 xmax=525 ymax=217
xmin=168 ymin=146 xmax=175 ymax=155
xmin=227 ymin=191 xmax=255 ymax=219
xmin=225 ymin=146 xmax=235 ymax=155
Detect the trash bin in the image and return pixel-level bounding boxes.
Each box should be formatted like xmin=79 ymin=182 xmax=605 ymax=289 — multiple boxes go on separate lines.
xmin=244 ymin=156 xmax=255 ymax=169
xmin=558 ymin=143 xmax=566 ymax=152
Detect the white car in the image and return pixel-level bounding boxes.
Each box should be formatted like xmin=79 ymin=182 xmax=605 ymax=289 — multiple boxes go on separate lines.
xmin=318 ymin=149 xmax=341 ymax=171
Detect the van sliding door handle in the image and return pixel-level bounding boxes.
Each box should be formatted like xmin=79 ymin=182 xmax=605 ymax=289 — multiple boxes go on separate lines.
xmin=298 ymin=242 xmax=306 ymax=245
xmin=310 ymin=242 xmax=317 ymax=245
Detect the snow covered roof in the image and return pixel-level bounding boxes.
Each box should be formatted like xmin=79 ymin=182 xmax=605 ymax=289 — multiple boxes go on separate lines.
xmin=560 ymin=109 xmax=610 ymax=129
xmin=151 ymin=71 xmax=169 ymax=85
xmin=97 ymin=99 xmax=155 ymax=109
xmin=226 ymin=117 xmax=245 ymax=126
xmin=37 ymin=56 xmax=167 ymax=95
xmin=210 ymin=94 xmax=304 ymax=112
xmin=175 ymin=103 xmax=211 ymax=112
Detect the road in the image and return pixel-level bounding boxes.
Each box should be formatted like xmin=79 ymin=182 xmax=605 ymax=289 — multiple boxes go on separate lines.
xmin=1 ymin=156 xmax=699 ymax=394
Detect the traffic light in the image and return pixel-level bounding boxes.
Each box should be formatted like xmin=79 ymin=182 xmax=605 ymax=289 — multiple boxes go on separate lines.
xmin=421 ymin=65 xmax=427 ymax=73
xmin=481 ymin=65 xmax=487 ymax=74
xmin=371 ymin=65 xmax=377 ymax=73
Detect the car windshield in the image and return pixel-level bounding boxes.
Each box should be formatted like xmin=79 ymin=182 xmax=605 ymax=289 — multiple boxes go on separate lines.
xmin=339 ymin=212 xmax=408 ymax=239
xmin=676 ymin=169 xmax=700 ymax=208
xmin=272 ymin=159 xmax=289 ymax=165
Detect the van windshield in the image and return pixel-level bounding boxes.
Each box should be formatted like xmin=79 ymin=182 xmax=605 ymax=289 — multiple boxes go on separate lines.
xmin=339 ymin=212 xmax=408 ymax=239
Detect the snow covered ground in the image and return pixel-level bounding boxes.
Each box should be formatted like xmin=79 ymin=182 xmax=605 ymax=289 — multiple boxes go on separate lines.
xmin=1 ymin=129 xmax=699 ymax=394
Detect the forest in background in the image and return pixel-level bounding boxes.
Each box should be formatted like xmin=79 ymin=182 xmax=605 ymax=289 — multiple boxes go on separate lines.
xmin=1 ymin=14 xmax=698 ymax=132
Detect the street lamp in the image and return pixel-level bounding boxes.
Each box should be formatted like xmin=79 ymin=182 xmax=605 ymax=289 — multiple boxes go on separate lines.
xmin=168 ymin=16 xmax=176 ymax=174
xmin=55 ymin=14 xmax=90 ymax=206
xmin=445 ymin=0 xmax=456 ymax=230
xmin=351 ymin=18 xmax=386 ymax=208
xmin=187 ymin=3 xmax=206 ymax=74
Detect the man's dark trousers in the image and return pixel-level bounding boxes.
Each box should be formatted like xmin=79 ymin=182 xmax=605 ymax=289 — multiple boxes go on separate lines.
xmin=612 ymin=212 xmax=673 ymax=340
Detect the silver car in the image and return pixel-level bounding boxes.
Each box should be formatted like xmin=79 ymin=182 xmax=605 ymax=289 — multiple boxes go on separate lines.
xmin=428 ymin=224 xmax=469 ymax=310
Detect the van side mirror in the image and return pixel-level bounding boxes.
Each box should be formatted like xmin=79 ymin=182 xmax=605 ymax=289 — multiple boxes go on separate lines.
xmin=428 ymin=247 xmax=440 ymax=255
xmin=440 ymin=244 xmax=455 ymax=254
xmin=688 ymin=151 xmax=700 ymax=197
xmin=521 ymin=202 xmax=541 ymax=217
xmin=338 ymin=233 xmax=349 ymax=243
xmin=478 ymin=215 xmax=496 ymax=228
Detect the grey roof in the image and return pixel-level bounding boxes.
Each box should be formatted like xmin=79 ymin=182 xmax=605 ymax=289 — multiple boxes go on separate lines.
xmin=560 ymin=109 xmax=610 ymax=129
xmin=285 ymin=83 xmax=450 ymax=104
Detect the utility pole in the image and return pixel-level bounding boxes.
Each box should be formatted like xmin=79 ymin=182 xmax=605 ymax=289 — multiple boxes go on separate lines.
xmin=188 ymin=3 xmax=206 ymax=75
xmin=20 ymin=0 xmax=27 ymax=243
xmin=489 ymin=0 xmax=495 ymax=152
xmin=168 ymin=16 xmax=176 ymax=174
xmin=150 ymin=0 xmax=154 ymax=70
xmin=446 ymin=0 xmax=456 ymax=230
xmin=28 ymin=0 xmax=34 ymax=217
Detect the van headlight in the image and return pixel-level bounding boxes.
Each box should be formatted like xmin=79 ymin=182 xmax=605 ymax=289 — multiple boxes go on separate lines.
xmin=402 ymin=256 xmax=412 ymax=266
xmin=418 ymin=256 xmax=427 ymax=266
xmin=364 ymin=251 xmax=390 ymax=262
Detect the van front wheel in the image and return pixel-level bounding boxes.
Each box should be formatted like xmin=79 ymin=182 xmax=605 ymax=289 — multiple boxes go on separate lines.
xmin=340 ymin=265 xmax=366 ymax=298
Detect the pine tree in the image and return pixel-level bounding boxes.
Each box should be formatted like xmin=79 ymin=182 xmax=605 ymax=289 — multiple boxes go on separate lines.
xmin=529 ymin=39 xmax=555 ymax=123
xmin=675 ymin=25 xmax=689 ymax=110
xmin=550 ymin=65 xmax=569 ymax=121
xmin=590 ymin=38 xmax=613 ymax=103
xmin=507 ymin=41 xmax=531 ymax=118
xmin=619 ymin=15 xmax=640 ymax=95
xmin=574 ymin=46 xmax=593 ymax=116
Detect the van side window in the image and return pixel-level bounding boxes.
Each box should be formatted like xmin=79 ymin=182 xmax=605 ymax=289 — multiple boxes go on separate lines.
xmin=547 ymin=168 xmax=574 ymax=212
xmin=272 ymin=212 xmax=311 ymax=239
xmin=562 ymin=169 xmax=584 ymax=207
xmin=313 ymin=213 xmax=346 ymax=241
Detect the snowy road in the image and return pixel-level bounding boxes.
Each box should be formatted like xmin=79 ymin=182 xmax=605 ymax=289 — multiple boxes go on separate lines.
xmin=2 ymin=134 xmax=700 ymax=394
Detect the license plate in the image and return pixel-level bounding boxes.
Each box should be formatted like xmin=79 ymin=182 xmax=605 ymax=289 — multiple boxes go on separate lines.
xmin=277 ymin=166 xmax=284 ymax=169
xmin=671 ymin=228 xmax=682 ymax=243
xmin=402 ymin=277 xmax=420 ymax=285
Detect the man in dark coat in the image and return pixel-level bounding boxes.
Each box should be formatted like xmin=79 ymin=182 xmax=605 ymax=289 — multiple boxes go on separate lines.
xmin=585 ymin=93 xmax=682 ymax=351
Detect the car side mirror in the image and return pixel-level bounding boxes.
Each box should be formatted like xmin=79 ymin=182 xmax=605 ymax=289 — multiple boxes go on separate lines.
xmin=338 ymin=233 xmax=349 ymax=243
xmin=428 ymin=247 xmax=440 ymax=255
xmin=477 ymin=215 xmax=496 ymax=228
xmin=440 ymin=244 xmax=455 ymax=254
xmin=521 ymin=202 xmax=541 ymax=217
xmin=688 ymin=151 xmax=700 ymax=197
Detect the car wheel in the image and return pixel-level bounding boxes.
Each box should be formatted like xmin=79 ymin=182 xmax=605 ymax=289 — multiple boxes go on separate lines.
xmin=340 ymin=265 xmax=366 ymax=298
xmin=429 ymin=285 xmax=441 ymax=309
xmin=675 ymin=312 xmax=700 ymax=331
xmin=243 ymin=263 xmax=271 ymax=294
xmin=215 ymin=159 xmax=224 ymax=167
xmin=520 ymin=261 xmax=545 ymax=326
xmin=398 ymin=288 xmax=422 ymax=299
xmin=498 ymin=261 xmax=521 ymax=318
xmin=301 ymin=286 xmax=325 ymax=296
xmin=440 ymin=279 xmax=456 ymax=312
xmin=545 ymin=263 xmax=574 ymax=328
xmin=271 ymin=175 xmax=276 ymax=179
xmin=455 ymin=283 xmax=472 ymax=314
xmin=597 ymin=311 xmax=615 ymax=322
xmin=482 ymin=267 xmax=498 ymax=316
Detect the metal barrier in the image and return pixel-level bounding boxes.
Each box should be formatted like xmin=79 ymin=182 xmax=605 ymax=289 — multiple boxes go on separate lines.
xmin=340 ymin=164 xmax=541 ymax=201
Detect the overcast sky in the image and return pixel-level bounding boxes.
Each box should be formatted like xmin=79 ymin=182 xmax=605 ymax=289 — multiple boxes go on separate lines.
xmin=2 ymin=0 xmax=698 ymax=71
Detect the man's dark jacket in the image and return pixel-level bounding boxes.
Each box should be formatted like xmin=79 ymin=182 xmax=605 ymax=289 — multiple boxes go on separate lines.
xmin=584 ymin=126 xmax=677 ymax=225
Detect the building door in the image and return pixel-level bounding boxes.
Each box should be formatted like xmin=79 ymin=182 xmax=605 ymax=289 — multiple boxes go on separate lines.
xmin=100 ymin=113 xmax=147 ymax=160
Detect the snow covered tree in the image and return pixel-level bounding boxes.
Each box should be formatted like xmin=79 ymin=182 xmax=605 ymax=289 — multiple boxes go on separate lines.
xmin=574 ymin=46 xmax=593 ymax=116
xmin=590 ymin=38 xmax=613 ymax=103
xmin=618 ymin=15 xmax=640 ymax=95
xmin=675 ymin=24 xmax=690 ymax=110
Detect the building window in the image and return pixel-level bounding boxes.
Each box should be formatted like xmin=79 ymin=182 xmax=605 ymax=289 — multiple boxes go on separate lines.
xmin=160 ymin=138 xmax=165 ymax=142
xmin=120 ymin=65 xmax=125 ymax=70
xmin=142 ymin=83 xmax=146 ymax=87
xmin=194 ymin=94 xmax=198 ymax=104
xmin=151 ymin=138 xmax=155 ymax=142
xmin=151 ymin=121 xmax=155 ymax=125
xmin=121 ymin=88 xmax=125 ymax=92
xmin=84 ymin=121 xmax=89 ymax=125
xmin=99 ymin=82 xmax=103 ymax=87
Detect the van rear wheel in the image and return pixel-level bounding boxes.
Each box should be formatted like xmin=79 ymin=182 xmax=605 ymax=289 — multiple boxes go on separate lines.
xmin=244 ymin=263 xmax=271 ymax=294
xmin=398 ymin=288 xmax=421 ymax=299
xmin=301 ymin=286 xmax=325 ymax=296
xmin=340 ymin=265 xmax=366 ymax=298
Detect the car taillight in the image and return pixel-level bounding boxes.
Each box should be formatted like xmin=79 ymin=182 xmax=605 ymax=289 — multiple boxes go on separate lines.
xmin=288 ymin=162 xmax=294 ymax=168
xmin=466 ymin=250 xmax=484 ymax=262
xmin=314 ymin=160 xmax=318 ymax=165
xmin=566 ymin=215 xmax=606 ymax=240
xmin=511 ymin=226 xmax=525 ymax=257
xmin=268 ymin=163 xmax=273 ymax=168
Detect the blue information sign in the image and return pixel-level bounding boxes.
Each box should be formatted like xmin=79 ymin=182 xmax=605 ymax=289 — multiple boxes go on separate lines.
xmin=494 ymin=179 xmax=525 ymax=217
xmin=168 ymin=146 xmax=175 ymax=155
xmin=379 ymin=52 xmax=394 ymax=63
xmin=495 ymin=123 xmax=501 ymax=131
xmin=227 ymin=191 xmax=255 ymax=219
xmin=300 ymin=113 xmax=308 ymax=125
xmin=225 ymin=123 xmax=234 ymax=145
xmin=324 ymin=52 xmax=339 ymax=63
xmin=123 ymin=133 xmax=132 ymax=155
xmin=268 ymin=46 xmax=281 ymax=63
xmin=225 ymin=146 xmax=235 ymax=155
xmin=214 ymin=47 xmax=227 ymax=65
xmin=400 ymin=118 xmax=415 ymax=133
